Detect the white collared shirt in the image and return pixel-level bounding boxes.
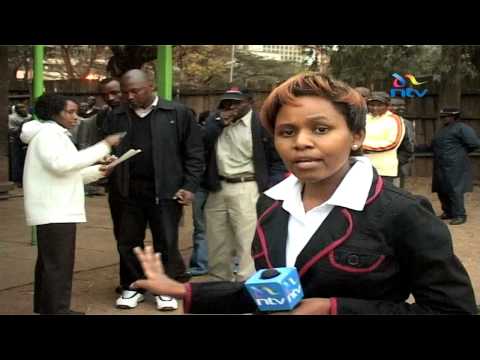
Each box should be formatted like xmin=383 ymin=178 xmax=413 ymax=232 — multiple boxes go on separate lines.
xmin=134 ymin=96 xmax=159 ymax=118
xmin=264 ymin=156 xmax=374 ymax=267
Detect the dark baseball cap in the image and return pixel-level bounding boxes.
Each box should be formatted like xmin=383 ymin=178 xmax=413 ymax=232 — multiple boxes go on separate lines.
xmin=219 ymin=87 xmax=251 ymax=102
xmin=368 ymin=91 xmax=390 ymax=104
xmin=440 ymin=108 xmax=461 ymax=116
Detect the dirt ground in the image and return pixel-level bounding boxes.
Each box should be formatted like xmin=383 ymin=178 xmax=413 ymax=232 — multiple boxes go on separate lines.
xmin=404 ymin=177 xmax=480 ymax=302
xmin=0 ymin=176 xmax=478 ymax=314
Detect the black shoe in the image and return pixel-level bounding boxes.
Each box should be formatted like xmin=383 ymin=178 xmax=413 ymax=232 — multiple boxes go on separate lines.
xmin=56 ymin=310 xmax=85 ymax=315
xmin=69 ymin=310 xmax=85 ymax=315
xmin=66 ymin=310 xmax=85 ymax=315
xmin=450 ymin=217 xmax=466 ymax=225
xmin=439 ymin=213 xmax=452 ymax=220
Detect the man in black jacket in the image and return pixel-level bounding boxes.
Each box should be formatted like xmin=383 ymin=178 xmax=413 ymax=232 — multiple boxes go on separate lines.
xmin=103 ymin=69 xmax=204 ymax=310
xmin=431 ymin=108 xmax=480 ymax=225
xmin=203 ymin=87 xmax=286 ymax=282
xmin=77 ymin=78 xmax=123 ymax=196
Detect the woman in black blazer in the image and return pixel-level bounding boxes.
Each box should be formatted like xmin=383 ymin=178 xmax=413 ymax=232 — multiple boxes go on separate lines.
xmin=131 ymin=73 xmax=476 ymax=315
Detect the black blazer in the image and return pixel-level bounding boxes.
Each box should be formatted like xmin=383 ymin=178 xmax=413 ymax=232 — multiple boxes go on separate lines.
xmin=185 ymin=170 xmax=476 ymax=314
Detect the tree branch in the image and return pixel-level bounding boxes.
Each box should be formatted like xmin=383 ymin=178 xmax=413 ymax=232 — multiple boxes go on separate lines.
xmin=61 ymin=46 xmax=77 ymax=79
xmin=78 ymin=45 xmax=100 ymax=79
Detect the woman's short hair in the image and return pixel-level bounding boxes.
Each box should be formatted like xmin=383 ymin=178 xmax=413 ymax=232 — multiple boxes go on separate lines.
xmin=261 ymin=72 xmax=367 ymax=137
xmin=34 ymin=94 xmax=71 ymax=121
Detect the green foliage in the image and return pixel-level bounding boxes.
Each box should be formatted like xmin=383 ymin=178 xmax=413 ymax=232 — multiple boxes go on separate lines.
xmin=326 ymin=45 xmax=433 ymax=88
xmin=174 ymin=45 xmax=231 ymax=88
xmin=234 ymin=51 xmax=304 ymax=88
xmin=323 ymin=45 xmax=480 ymax=89
xmin=8 ymin=45 xmax=112 ymax=81
xmin=173 ymin=45 xmax=304 ymax=90
xmin=11 ymin=45 xmax=480 ymax=92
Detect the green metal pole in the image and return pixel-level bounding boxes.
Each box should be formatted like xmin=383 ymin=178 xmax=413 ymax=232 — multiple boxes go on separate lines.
xmin=33 ymin=46 xmax=44 ymax=99
xmin=31 ymin=45 xmax=45 ymax=246
xmin=156 ymin=45 xmax=173 ymax=100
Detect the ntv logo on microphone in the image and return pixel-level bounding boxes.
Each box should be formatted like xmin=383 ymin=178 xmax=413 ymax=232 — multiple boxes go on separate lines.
xmin=390 ymin=73 xmax=428 ymax=98
xmin=250 ymin=277 xmax=302 ymax=306
xmin=245 ymin=267 xmax=304 ymax=312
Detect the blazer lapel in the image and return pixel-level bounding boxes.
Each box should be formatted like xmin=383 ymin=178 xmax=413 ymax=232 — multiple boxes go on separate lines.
xmin=294 ymin=173 xmax=383 ymax=276
xmin=259 ymin=203 xmax=289 ymax=268
xmin=295 ymin=206 xmax=351 ymax=272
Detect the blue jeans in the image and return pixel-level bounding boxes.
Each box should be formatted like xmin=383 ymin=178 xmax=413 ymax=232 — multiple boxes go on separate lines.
xmin=189 ymin=189 xmax=208 ymax=273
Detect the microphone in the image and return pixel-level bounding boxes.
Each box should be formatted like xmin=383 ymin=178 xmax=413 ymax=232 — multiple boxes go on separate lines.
xmin=245 ymin=267 xmax=304 ymax=312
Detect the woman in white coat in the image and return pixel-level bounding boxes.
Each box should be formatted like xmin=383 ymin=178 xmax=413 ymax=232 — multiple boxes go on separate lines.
xmin=21 ymin=94 xmax=122 ymax=315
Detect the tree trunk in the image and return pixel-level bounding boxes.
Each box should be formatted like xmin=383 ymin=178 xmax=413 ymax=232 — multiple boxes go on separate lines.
xmin=438 ymin=46 xmax=463 ymax=128
xmin=61 ymin=46 xmax=77 ymax=79
xmin=0 ymin=46 xmax=9 ymax=181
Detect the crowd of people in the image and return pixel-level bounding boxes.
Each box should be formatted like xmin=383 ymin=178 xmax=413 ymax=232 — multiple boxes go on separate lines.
xmin=14 ymin=69 xmax=479 ymax=315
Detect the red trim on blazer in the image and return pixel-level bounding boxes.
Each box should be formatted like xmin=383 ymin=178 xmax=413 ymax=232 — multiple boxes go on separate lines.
xmin=329 ymin=298 xmax=338 ymax=315
xmin=253 ymin=201 xmax=281 ymax=269
xmin=259 ymin=200 xmax=281 ymax=222
xmin=298 ymin=176 xmax=383 ymax=277
xmin=299 ymin=208 xmax=354 ymax=277
xmin=255 ymin=176 xmax=382 ymax=276
xmin=255 ymin=225 xmax=274 ymax=269
xmin=183 ymin=283 xmax=192 ymax=314
xmin=365 ymin=176 xmax=384 ymax=206
xmin=328 ymin=252 xmax=386 ymax=273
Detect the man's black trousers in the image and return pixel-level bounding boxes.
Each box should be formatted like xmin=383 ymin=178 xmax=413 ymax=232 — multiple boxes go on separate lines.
xmin=437 ymin=190 xmax=466 ymax=218
xmin=117 ymin=179 xmax=189 ymax=290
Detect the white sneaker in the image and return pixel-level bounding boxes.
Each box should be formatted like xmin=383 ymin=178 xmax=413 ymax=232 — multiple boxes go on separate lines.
xmin=116 ymin=290 xmax=144 ymax=309
xmin=155 ymin=295 xmax=178 ymax=311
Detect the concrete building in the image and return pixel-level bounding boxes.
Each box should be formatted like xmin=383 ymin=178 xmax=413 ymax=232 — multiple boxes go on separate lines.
xmin=236 ymin=45 xmax=304 ymax=63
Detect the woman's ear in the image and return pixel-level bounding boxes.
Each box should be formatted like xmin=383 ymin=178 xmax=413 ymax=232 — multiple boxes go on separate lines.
xmin=352 ymin=129 xmax=365 ymax=148
xmin=51 ymin=114 xmax=60 ymax=123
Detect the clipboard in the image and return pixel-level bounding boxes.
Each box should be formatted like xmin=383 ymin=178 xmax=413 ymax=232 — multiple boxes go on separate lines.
xmin=106 ymin=149 xmax=142 ymax=169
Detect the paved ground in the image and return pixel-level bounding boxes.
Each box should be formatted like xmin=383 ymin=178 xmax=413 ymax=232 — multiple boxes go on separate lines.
xmin=0 ymin=188 xmax=207 ymax=315
xmin=0 ymin=177 xmax=478 ymax=315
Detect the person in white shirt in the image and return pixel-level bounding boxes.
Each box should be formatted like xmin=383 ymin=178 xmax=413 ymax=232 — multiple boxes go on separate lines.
xmin=21 ymin=93 xmax=122 ymax=315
